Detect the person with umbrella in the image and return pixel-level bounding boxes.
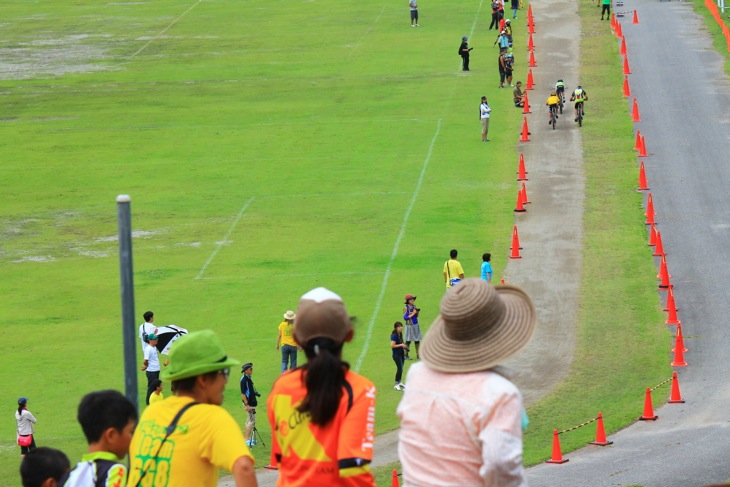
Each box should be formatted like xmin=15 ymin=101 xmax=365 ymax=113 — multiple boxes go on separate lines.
xmin=141 ymin=333 xmax=168 ymax=405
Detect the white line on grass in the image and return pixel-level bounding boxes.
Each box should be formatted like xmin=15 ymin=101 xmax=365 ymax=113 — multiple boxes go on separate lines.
xmin=199 ymin=271 xmax=386 ymax=280
xmin=129 ymin=0 xmax=203 ymax=58
xmin=353 ymin=118 xmax=442 ymax=373
xmin=194 ymin=197 xmax=255 ymax=281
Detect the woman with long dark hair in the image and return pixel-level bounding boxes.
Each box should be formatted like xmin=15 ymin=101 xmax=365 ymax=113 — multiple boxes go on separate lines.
xmin=16 ymin=397 xmax=37 ymax=457
xmin=391 ymin=322 xmax=407 ymax=391
xmin=268 ymin=287 xmax=376 ymax=486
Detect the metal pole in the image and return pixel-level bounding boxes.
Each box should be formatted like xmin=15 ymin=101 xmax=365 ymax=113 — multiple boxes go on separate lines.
xmin=117 ymin=195 xmax=138 ymax=410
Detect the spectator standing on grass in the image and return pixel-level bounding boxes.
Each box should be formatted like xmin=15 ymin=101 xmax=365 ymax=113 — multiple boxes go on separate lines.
xmin=391 ymin=322 xmax=408 ymax=391
xmin=459 ymin=36 xmax=472 ymax=71
xmin=16 ymin=397 xmax=37 ymax=457
xmin=127 ymin=329 xmax=257 ymax=487
xmin=138 ymin=311 xmax=155 ymax=349
xmin=480 ymin=97 xmax=491 ymax=142
xmin=511 ymin=0 xmax=519 ymax=18
xmin=268 ymin=287 xmax=377 ymax=486
xmin=403 ymin=294 xmax=422 ymax=359
xmin=481 ymin=253 xmax=493 ymax=283
xmin=444 ymin=249 xmax=465 ymax=288
xmin=600 ymin=0 xmax=611 ymax=20
xmin=513 ymin=81 xmax=525 ymax=107
xmin=61 ymin=390 xmax=137 ymax=487
xmin=504 ymin=19 xmax=513 ymax=46
xmin=409 ymin=0 xmax=419 ymax=26
xmin=148 ymin=379 xmax=165 ymax=405
xmin=276 ymin=310 xmax=298 ymax=372
xmin=20 ymin=447 xmax=70 ymax=487
xmin=141 ymin=333 xmax=168 ymax=405
xmin=397 ymin=279 xmax=536 ymax=486
xmin=489 ymin=0 xmax=500 ymax=29
xmin=240 ymin=362 xmax=259 ymax=447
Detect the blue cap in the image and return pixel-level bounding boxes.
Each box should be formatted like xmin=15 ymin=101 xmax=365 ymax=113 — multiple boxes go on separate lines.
xmin=18 ymin=397 xmax=27 ymax=406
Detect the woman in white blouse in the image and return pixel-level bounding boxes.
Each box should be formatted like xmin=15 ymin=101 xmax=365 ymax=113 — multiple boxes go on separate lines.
xmin=16 ymin=397 xmax=37 ymax=457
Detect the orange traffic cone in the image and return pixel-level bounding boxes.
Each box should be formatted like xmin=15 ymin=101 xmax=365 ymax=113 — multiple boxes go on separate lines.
xmin=653 ymin=230 xmax=665 ymax=257
xmin=632 ymin=9 xmax=639 ymax=24
xmin=638 ymin=135 xmax=649 ymax=157
xmin=611 ymin=13 xmax=616 ymax=30
xmin=620 ymin=36 xmax=627 ymax=55
xmin=672 ymin=323 xmax=688 ymax=352
xmin=391 ymin=469 xmax=399 ymax=487
xmin=623 ymin=55 xmax=631 ymax=75
xmin=510 ymin=225 xmax=523 ymax=258
xmin=639 ymin=387 xmax=659 ymax=421
xmin=500 ymin=278 xmax=505 ymax=284
xmin=589 ymin=412 xmax=613 ymax=446
xmin=523 ymin=91 xmax=532 ymax=114
xmin=528 ymin=17 xmax=536 ymax=34
xmin=521 ymin=182 xmax=531 ymax=204
xmin=632 ymin=98 xmax=641 ymax=122
xmin=671 ymin=326 xmax=688 ymax=366
xmin=658 ymin=255 xmax=672 ymax=290
xmin=514 ymin=190 xmax=526 ymax=213
xmin=623 ymin=75 xmax=631 ymax=97
xmin=638 ymin=161 xmax=649 ymax=190
xmin=648 ymin=223 xmax=657 ymax=246
xmin=634 ymin=130 xmax=642 ymax=151
xmin=545 ymin=430 xmax=569 ymax=464
xmin=668 ymin=371 xmax=685 ymax=403
xmin=529 ymin=50 xmax=537 ymax=67
xmin=526 ymin=69 xmax=535 ymax=90
xmin=665 ymin=289 xmax=680 ymax=325
xmin=616 ymin=21 xmax=623 ymax=38
xmin=520 ymin=117 xmax=530 ymax=142
xmin=527 ymin=4 xmax=533 ymax=19
xmin=528 ymin=33 xmax=535 ymax=51
xmin=645 ymin=192 xmax=656 ymax=225
xmin=517 ymin=153 xmax=528 ymax=181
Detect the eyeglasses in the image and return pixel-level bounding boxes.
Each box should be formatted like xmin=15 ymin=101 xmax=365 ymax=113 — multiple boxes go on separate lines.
xmin=217 ymin=368 xmax=230 ymax=379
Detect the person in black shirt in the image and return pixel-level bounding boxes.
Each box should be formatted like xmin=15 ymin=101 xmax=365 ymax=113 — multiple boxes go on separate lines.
xmin=240 ymin=363 xmax=259 ymax=446
xmin=459 ymin=36 xmax=473 ymax=71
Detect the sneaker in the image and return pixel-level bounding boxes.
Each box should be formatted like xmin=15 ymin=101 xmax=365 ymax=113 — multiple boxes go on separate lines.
xmin=394 ymin=384 xmax=403 ymax=391
xmin=416 ymin=23 xmax=419 ymax=26
xmin=246 ymin=440 xmax=254 ymax=446
xmin=411 ymin=24 xmax=415 ymax=27
xmin=398 ymin=383 xmax=406 ymax=389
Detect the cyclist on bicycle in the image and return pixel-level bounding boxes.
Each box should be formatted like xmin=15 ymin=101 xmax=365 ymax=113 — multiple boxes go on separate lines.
xmin=546 ymin=91 xmax=560 ymax=124
xmin=570 ymin=85 xmax=588 ymax=122
xmin=555 ymin=79 xmax=566 ymax=104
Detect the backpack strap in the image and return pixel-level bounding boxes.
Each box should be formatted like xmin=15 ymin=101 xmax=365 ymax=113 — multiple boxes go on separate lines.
xmin=343 ymin=380 xmax=354 ymax=413
xmin=132 ymin=401 xmax=199 ymax=487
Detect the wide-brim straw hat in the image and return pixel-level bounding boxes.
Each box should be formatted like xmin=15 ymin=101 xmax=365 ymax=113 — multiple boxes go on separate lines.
xmin=420 ymin=279 xmax=536 ymax=373
xmin=283 ymin=310 xmax=296 ymax=320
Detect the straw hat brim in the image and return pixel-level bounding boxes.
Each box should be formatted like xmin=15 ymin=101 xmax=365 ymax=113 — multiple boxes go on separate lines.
xmin=420 ymin=285 xmax=536 ymax=373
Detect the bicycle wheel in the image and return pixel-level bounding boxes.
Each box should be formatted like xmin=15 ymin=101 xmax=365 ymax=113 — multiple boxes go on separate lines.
xmin=551 ymin=112 xmax=556 ymax=130
xmin=578 ymin=109 xmax=583 ymax=127
xmin=559 ymin=97 xmax=563 ymax=114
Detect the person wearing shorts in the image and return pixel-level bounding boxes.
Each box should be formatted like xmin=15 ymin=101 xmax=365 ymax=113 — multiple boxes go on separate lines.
xmin=480 ymin=97 xmax=491 ymax=142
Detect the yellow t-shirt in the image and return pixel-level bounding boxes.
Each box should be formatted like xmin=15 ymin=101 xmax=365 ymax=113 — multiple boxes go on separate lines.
xmin=149 ymin=391 xmax=165 ymax=405
xmin=278 ymin=321 xmax=297 ymax=347
xmin=127 ymin=396 xmax=252 ymax=487
xmin=443 ymin=259 xmax=465 ymax=288
xmin=546 ymin=95 xmax=560 ymax=106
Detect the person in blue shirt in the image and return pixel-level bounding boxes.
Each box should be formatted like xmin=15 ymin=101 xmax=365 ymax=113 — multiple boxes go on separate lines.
xmin=481 ymin=253 xmax=493 ymax=283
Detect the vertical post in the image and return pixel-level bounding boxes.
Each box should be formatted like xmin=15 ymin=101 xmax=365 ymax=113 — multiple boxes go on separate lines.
xmin=117 ymin=195 xmax=138 ymax=409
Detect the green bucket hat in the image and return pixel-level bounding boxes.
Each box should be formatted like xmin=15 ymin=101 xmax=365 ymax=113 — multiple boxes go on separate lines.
xmin=161 ymin=329 xmax=239 ymax=382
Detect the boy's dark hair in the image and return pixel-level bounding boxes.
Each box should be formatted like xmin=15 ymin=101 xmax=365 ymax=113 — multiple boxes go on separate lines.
xmin=20 ymin=447 xmax=71 ymax=487
xmin=450 ymin=249 xmax=458 ymax=259
xmin=482 ymin=252 xmax=491 ymax=262
xmin=143 ymin=311 xmax=154 ymax=322
xmin=77 ymin=390 xmax=138 ymax=444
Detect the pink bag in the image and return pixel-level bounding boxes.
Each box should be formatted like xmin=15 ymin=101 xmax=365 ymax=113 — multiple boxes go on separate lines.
xmin=17 ymin=435 xmax=32 ymax=447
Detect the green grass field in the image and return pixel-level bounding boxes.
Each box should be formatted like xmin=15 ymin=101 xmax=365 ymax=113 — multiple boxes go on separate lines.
xmin=1 ymin=0 xmax=677 ymax=483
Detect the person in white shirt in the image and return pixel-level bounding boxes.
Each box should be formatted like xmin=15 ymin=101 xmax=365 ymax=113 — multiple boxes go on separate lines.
xmin=141 ymin=334 xmax=168 ymax=405
xmin=409 ymin=0 xmax=419 ymax=26
xmin=138 ymin=310 xmax=155 ymax=349
xmin=16 ymin=397 xmax=37 ymax=457
xmin=480 ymin=96 xmax=492 ymax=142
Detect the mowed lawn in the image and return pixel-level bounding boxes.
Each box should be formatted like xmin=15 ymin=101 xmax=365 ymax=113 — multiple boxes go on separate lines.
xmin=1 ymin=0 xmax=524 ymax=479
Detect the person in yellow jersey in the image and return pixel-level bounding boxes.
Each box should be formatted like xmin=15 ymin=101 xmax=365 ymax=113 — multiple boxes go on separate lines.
xmin=126 ymin=330 xmax=256 ymax=487
xmin=546 ymin=91 xmax=560 ymax=124
xmin=276 ymin=310 xmax=298 ymax=373
xmin=148 ymin=379 xmax=165 ymax=405
xmin=443 ymin=249 xmax=465 ymax=288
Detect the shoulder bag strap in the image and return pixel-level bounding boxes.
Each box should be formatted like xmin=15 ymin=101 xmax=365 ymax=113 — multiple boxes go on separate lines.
xmin=133 ymin=402 xmax=199 ymax=487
